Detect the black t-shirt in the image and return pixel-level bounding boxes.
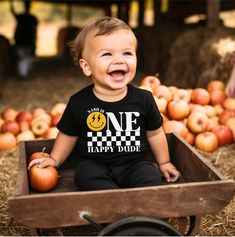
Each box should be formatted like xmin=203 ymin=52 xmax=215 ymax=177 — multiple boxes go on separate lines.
xmin=57 ymin=84 xmax=163 ymax=165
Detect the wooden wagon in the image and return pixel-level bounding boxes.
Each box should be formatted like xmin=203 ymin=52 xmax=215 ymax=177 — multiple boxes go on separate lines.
xmin=8 ymin=133 xmax=235 ymax=236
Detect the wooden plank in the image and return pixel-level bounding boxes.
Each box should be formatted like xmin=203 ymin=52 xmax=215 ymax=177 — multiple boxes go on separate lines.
xmin=15 ymin=142 xmax=29 ymax=196
xmin=25 ymin=139 xmax=54 ymax=160
xmin=207 ymin=0 xmax=221 ymax=28
xmin=30 ymin=169 xmax=79 ymax=194
xmin=9 ymin=133 xmax=235 ymax=230
xmin=168 ymin=133 xmax=223 ymax=181
xmin=8 ymin=180 xmax=235 ymax=228
xmin=13 ymin=133 xmax=229 ymax=196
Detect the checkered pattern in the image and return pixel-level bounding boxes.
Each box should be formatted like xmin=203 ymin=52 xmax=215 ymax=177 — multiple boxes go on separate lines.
xmin=87 ymin=130 xmax=141 ymax=147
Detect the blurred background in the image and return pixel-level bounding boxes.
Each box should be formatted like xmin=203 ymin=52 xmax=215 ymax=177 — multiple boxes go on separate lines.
xmin=0 ymin=0 xmax=234 ymax=88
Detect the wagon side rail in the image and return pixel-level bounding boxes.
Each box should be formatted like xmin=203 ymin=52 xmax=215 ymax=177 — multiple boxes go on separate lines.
xmin=167 ymin=133 xmax=226 ymax=182
xmin=8 ymin=179 xmax=235 ymax=229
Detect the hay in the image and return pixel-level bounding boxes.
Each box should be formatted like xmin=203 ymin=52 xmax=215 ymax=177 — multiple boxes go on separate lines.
xmin=197 ymin=144 xmax=235 ymax=236
xmin=165 ymin=26 xmax=235 ymax=88
xmin=0 ymin=148 xmax=31 ymax=236
xmin=0 ymin=69 xmax=234 ymax=235
xmin=199 ymin=197 xmax=235 ymax=236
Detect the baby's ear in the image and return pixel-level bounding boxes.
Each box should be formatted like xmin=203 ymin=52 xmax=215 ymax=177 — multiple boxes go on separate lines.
xmin=79 ymin=59 xmax=91 ymax=77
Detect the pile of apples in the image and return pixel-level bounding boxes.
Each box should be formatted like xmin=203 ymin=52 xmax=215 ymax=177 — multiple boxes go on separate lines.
xmin=139 ymin=76 xmax=235 ymax=152
xmin=0 ymin=103 xmax=67 ymax=152
xmin=0 ymin=77 xmax=234 ymax=153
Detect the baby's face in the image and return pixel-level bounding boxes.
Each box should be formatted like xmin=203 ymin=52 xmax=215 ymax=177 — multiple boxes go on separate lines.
xmin=80 ymin=29 xmax=137 ymax=91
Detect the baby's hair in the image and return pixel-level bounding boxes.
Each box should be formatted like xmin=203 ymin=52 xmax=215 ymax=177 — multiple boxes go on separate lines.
xmin=69 ymin=16 xmax=135 ymax=65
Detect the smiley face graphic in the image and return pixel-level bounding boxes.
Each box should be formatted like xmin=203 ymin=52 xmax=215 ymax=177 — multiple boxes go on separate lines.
xmin=87 ymin=111 xmax=106 ymax=131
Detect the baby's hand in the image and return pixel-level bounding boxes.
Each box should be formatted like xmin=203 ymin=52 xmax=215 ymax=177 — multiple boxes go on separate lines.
xmin=28 ymin=156 xmax=57 ymax=170
xmin=159 ymin=162 xmax=181 ymax=183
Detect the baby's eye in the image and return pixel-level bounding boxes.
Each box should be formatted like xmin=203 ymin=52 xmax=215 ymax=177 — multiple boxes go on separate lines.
xmin=102 ymin=52 xmax=111 ymax=56
xmin=124 ymin=52 xmax=133 ymax=56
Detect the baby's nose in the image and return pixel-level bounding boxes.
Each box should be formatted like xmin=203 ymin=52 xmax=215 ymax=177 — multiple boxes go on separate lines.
xmin=113 ymin=55 xmax=125 ymax=64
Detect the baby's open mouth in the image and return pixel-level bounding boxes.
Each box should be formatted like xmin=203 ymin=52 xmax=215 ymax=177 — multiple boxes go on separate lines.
xmin=109 ymin=70 xmax=126 ymax=79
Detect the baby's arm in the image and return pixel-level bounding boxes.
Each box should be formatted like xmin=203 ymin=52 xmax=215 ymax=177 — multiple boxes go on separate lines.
xmin=28 ymin=131 xmax=78 ymax=169
xmin=146 ymin=127 xmax=180 ymax=182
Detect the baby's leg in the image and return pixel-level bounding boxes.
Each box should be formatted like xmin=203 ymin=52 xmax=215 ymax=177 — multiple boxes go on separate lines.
xmin=124 ymin=160 xmax=163 ymax=188
xmin=74 ymin=159 xmax=119 ymax=191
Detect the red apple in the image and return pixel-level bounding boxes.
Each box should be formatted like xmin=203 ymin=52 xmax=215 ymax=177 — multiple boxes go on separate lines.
xmin=29 ymin=165 xmax=58 ymax=192
xmin=195 ymin=132 xmax=219 ymax=152
xmin=207 ymin=80 xmax=225 ymax=92
xmin=43 ymin=127 xmax=59 ymax=139
xmin=203 ymin=105 xmax=217 ymax=118
xmin=167 ymin=100 xmax=190 ymax=120
xmin=1 ymin=120 xmax=20 ymax=136
xmin=191 ymin=88 xmax=210 ymax=105
xmin=226 ymin=117 xmax=235 ymax=127
xmin=18 ymin=120 xmax=31 ymax=132
xmin=184 ymin=131 xmax=195 ymax=145
xmin=16 ymin=111 xmax=33 ymax=124
xmin=226 ymin=117 xmax=235 ymax=141
xmin=16 ymin=130 xmax=35 ymax=143
xmin=154 ymin=96 xmax=168 ymax=114
xmin=31 ymin=113 xmax=52 ymax=127
xmin=51 ymin=114 xmax=62 ymax=127
xmin=153 ymin=85 xmax=172 ymax=103
xmin=190 ymin=104 xmax=206 ymax=114
xmin=218 ymin=110 xmax=235 ymax=125
xmin=187 ymin=112 xmax=209 ymax=133
xmin=168 ymin=86 xmax=178 ymax=95
xmin=0 ymin=132 xmax=17 ymax=151
xmin=223 ymin=98 xmax=235 ymax=110
xmin=0 ymin=118 xmax=4 ymax=130
xmin=206 ymin=117 xmax=220 ymax=131
xmin=214 ymin=104 xmax=224 ymax=116
xmin=209 ymin=90 xmax=226 ymax=106
xmin=29 ymin=150 xmax=50 ymax=163
xmin=50 ymin=103 xmax=66 ymax=117
xmin=160 ymin=113 xmax=169 ymax=123
xmin=31 ymin=119 xmax=50 ymax=137
xmin=32 ymin=107 xmax=47 ymax=118
xmin=163 ymin=120 xmax=188 ymax=139
xmin=139 ymin=75 xmax=161 ymax=89
xmin=211 ymin=125 xmax=234 ymax=146
xmin=1 ymin=107 xmax=18 ymax=121
xmin=173 ymin=89 xmax=191 ymax=103
xmin=187 ymin=88 xmax=193 ymax=95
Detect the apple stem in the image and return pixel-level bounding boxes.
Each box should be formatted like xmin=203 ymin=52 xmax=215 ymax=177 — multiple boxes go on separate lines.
xmin=41 ymin=147 xmax=46 ymax=157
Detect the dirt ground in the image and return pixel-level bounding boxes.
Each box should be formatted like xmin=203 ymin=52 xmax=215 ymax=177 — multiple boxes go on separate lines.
xmin=0 ymin=65 xmax=234 ymax=236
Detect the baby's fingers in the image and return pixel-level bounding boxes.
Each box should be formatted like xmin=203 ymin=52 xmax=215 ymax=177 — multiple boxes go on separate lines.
xmin=162 ymin=170 xmax=171 ymax=183
xmin=169 ymin=170 xmax=181 ymax=182
xmin=28 ymin=158 xmax=48 ymax=170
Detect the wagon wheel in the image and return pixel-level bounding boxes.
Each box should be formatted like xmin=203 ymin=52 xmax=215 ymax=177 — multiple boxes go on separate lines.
xmin=167 ymin=215 xmax=201 ymax=236
xmin=98 ymin=216 xmax=181 ymax=236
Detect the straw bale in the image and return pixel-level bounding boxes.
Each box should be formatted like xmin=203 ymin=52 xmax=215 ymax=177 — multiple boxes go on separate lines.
xmin=165 ymin=26 xmax=235 ymax=88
